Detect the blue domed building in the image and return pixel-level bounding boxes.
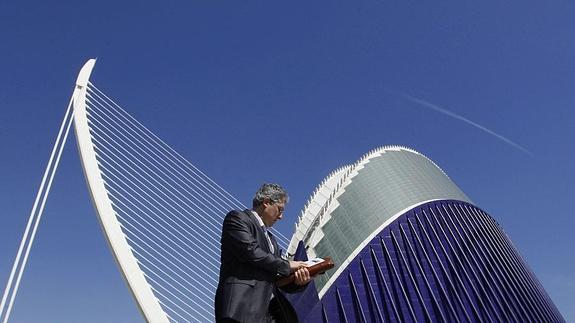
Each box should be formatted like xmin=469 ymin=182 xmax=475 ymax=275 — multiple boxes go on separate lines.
xmin=287 ymin=146 xmax=563 ymax=323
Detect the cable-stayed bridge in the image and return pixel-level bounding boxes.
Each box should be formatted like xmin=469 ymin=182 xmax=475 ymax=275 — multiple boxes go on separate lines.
xmin=0 ymin=59 xmax=290 ymax=322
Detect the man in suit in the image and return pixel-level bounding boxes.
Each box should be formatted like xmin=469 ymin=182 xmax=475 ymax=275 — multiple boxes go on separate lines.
xmin=215 ymin=183 xmax=311 ymax=322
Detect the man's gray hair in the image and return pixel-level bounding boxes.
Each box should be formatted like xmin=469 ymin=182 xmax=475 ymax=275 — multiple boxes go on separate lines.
xmin=252 ymin=183 xmax=289 ymax=208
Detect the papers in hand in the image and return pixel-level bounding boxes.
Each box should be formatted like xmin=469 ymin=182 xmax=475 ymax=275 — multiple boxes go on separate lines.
xmin=303 ymin=257 xmax=326 ymax=267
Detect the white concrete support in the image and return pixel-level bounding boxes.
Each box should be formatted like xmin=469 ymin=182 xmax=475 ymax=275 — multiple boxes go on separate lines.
xmin=72 ymin=59 xmax=168 ymax=323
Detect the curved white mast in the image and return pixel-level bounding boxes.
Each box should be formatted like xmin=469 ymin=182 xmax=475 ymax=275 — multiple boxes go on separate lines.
xmin=72 ymin=59 xmax=168 ymax=323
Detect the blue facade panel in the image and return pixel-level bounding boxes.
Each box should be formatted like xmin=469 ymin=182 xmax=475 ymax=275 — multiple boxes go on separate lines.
xmin=290 ymin=200 xmax=564 ymax=323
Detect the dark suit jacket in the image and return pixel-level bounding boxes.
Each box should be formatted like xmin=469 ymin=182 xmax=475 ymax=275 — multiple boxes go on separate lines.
xmin=215 ymin=210 xmax=299 ymax=322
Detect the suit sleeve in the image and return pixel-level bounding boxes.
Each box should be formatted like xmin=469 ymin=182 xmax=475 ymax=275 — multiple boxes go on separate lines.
xmin=222 ymin=211 xmax=291 ymax=277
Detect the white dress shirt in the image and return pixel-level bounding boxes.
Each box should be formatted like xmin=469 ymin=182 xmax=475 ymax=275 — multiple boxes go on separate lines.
xmin=250 ymin=210 xmax=274 ymax=254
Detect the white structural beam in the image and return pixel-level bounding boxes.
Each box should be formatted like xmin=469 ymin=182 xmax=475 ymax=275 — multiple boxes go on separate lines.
xmin=72 ymin=59 xmax=168 ymax=323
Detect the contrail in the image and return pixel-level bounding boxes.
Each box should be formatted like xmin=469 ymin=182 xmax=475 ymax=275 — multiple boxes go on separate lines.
xmin=398 ymin=92 xmax=533 ymax=156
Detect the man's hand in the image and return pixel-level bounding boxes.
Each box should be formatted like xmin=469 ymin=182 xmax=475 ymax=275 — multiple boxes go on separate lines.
xmin=288 ymin=261 xmax=312 ymax=286
xmin=275 ymin=261 xmax=315 ymax=288
xmin=293 ymin=267 xmax=311 ymax=286
xmin=288 ymin=260 xmax=307 ymax=272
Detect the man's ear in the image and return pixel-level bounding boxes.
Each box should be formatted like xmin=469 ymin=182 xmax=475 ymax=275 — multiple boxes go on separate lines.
xmin=262 ymin=199 xmax=271 ymax=208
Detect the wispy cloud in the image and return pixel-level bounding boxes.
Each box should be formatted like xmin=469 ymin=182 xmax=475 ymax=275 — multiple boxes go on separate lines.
xmin=398 ymin=92 xmax=533 ymax=156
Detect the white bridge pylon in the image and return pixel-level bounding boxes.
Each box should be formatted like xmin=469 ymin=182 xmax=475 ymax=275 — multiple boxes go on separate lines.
xmin=72 ymin=59 xmax=168 ymax=322
xmin=1 ymin=59 xmax=290 ymax=322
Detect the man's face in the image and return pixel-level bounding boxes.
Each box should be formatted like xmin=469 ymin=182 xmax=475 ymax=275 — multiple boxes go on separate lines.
xmin=261 ymin=199 xmax=286 ymax=227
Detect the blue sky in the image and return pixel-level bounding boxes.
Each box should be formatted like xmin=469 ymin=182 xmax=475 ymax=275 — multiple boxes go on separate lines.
xmin=1 ymin=1 xmax=574 ymax=321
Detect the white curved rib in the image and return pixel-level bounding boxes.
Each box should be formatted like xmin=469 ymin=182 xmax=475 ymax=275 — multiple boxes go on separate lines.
xmin=72 ymin=59 xmax=168 ymax=322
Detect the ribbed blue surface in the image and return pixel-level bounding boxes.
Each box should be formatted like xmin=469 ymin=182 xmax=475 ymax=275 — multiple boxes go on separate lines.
xmin=294 ymin=200 xmax=564 ymax=323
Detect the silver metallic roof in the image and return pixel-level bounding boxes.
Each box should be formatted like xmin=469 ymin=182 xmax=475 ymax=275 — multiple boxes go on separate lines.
xmin=288 ymin=146 xmax=471 ymax=293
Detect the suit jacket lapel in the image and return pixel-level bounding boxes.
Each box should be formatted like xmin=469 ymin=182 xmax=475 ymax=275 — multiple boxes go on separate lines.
xmin=243 ymin=209 xmax=272 ymax=253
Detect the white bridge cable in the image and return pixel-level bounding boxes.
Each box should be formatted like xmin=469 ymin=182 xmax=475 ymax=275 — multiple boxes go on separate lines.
xmin=86 ymin=83 xmax=289 ymax=246
xmin=87 ymin=83 xmax=245 ymax=212
xmin=85 ymin=109 xmax=290 ymax=258
xmin=110 ymin=198 xmax=220 ymax=277
xmin=85 ymin=116 xmax=225 ymax=318
xmin=86 ymin=115 xmax=234 ymax=254
xmin=84 ymin=110 xmax=231 ymax=249
xmin=85 ymin=105 xmax=228 ymax=241
xmin=150 ymin=282 xmax=212 ymax=323
xmin=90 ymin=98 xmax=234 ymax=228
xmin=98 ymin=187 xmax=220 ymax=288
xmin=104 ymin=179 xmax=221 ymax=273
xmin=143 ymin=273 xmax=213 ymax=323
xmin=0 ymin=98 xmax=75 ymax=323
xmin=120 ymin=234 xmax=217 ymax=316
xmin=119 ymin=225 xmax=218 ymax=298
xmin=92 ymin=147 xmax=222 ymax=268
xmin=142 ymin=274 xmax=210 ymax=323
xmin=87 ymin=84 xmax=243 ymax=211
xmin=129 ymin=243 xmax=216 ymax=309
xmin=85 ymin=105 xmax=291 ymax=264
xmin=87 ymin=95 xmax=236 ymax=219
xmin=156 ymin=296 xmax=191 ymax=323
xmin=87 ymin=85 xmax=289 ymax=247
xmin=84 ymin=114 xmax=223 ymax=235
xmin=121 ymin=233 xmax=217 ymax=310
xmin=125 ymin=239 xmax=216 ymax=321
xmin=98 ymin=166 xmax=222 ymax=269
xmin=105 ymin=185 xmax=221 ymax=272
xmin=125 ymin=247 xmax=214 ymax=313
xmin=87 ymin=130 xmax=222 ymax=255
xmin=124 ymin=247 xmax=217 ymax=310
xmin=163 ymin=312 xmax=175 ymax=323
